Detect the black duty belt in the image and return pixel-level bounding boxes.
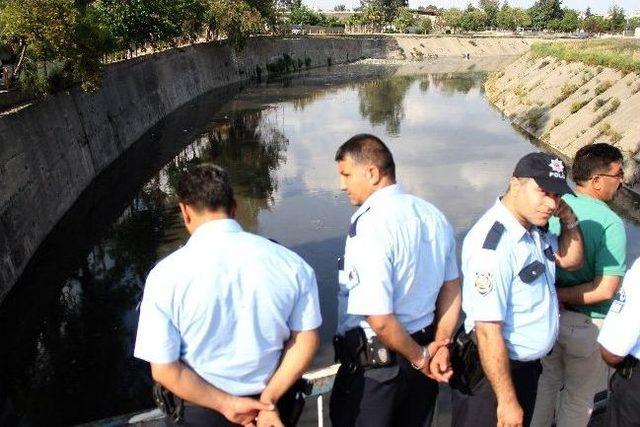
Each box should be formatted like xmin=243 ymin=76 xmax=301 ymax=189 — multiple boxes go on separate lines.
xmin=333 ymin=324 xmax=434 ymax=370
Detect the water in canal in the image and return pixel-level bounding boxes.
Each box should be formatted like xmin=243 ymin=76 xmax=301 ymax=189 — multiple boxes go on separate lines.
xmin=2 ymin=60 xmax=639 ymax=425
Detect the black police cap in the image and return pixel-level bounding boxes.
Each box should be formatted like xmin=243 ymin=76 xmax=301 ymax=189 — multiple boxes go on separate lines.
xmin=513 ymin=152 xmax=575 ymax=196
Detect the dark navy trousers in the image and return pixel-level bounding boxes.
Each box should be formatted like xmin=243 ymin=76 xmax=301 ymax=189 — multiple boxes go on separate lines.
xmin=329 ymin=356 xmax=438 ymax=427
xmin=451 ymin=360 xmax=542 ymax=427
xmin=606 ymin=369 xmax=640 ymax=427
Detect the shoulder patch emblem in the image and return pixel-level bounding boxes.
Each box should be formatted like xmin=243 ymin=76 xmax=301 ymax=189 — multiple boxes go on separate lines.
xmin=346 ymin=265 xmax=360 ymax=290
xmin=474 ymin=272 xmax=494 ymax=296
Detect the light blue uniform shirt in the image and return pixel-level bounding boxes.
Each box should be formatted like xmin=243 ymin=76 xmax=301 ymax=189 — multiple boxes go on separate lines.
xmin=462 ymin=199 xmax=559 ymax=361
xmin=598 ymin=257 xmax=640 ymax=360
xmin=134 ymin=219 xmax=322 ymax=396
xmin=337 ymin=184 xmax=459 ymax=337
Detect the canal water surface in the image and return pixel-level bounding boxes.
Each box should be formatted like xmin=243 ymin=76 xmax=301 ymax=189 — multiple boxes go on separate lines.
xmin=1 ymin=61 xmax=639 ymax=425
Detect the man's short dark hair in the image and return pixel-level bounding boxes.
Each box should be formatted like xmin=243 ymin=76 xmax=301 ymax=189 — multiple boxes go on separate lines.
xmin=334 ymin=134 xmax=396 ymax=180
xmin=572 ymin=143 xmax=623 ymax=183
xmin=176 ymin=163 xmax=234 ymax=213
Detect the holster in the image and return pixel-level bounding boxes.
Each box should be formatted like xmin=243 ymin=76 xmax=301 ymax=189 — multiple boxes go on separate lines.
xmin=152 ymin=382 xmax=184 ymax=423
xmin=617 ymin=355 xmax=638 ymax=380
xmin=334 ymin=327 xmax=397 ymax=370
xmin=449 ymin=325 xmax=484 ymax=395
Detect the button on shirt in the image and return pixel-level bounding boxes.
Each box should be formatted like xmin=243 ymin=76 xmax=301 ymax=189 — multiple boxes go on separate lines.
xmin=134 ymin=219 xmax=322 ymax=396
xmin=337 ymin=184 xmax=459 ymax=337
xmin=598 ymin=257 xmax=640 ymax=360
xmin=462 ymin=199 xmax=559 ymax=361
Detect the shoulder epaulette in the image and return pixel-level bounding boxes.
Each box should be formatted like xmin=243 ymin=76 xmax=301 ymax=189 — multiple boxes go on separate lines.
xmin=348 ymin=207 xmax=371 ymax=238
xmin=482 ymin=221 xmax=505 ymax=250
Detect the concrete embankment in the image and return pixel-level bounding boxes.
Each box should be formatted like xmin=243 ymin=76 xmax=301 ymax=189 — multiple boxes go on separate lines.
xmin=484 ymin=52 xmax=640 ymax=185
xmin=0 ymin=35 xmax=541 ymax=301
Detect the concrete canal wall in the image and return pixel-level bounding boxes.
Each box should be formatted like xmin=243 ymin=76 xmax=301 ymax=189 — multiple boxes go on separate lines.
xmin=484 ymin=53 xmax=640 ymax=185
xmin=0 ymin=35 xmax=539 ymax=301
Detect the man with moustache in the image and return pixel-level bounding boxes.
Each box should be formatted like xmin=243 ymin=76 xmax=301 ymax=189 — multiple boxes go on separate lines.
xmin=452 ymin=152 xmax=584 ymax=427
xmin=330 ymin=134 xmax=461 ymax=427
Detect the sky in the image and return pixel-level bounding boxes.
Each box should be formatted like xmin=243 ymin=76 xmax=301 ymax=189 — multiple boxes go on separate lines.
xmin=302 ymin=1 xmax=640 ymax=15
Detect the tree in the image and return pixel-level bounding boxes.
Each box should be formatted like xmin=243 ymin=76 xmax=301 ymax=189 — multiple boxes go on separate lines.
xmin=497 ymin=4 xmax=531 ymax=31
xmin=478 ymin=0 xmax=499 ymax=28
xmin=334 ymin=4 xmax=346 ymax=11
xmin=529 ymin=0 xmax=563 ymax=29
xmin=460 ymin=8 xmax=487 ymax=32
xmin=288 ymin=4 xmax=322 ymax=25
xmin=0 ymin=0 xmax=109 ymax=92
xmin=360 ymin=0 xmax=407 ymax=23
xmin=392 ymin=7 xmax=416 ymax=32
xmin=557 ymin=8 xmax=579 ymax=32
xmin=360 ymin=3 xmax=386 ymax=26
xmin=581 ymin=14 xmax=606 ymax=34
xmin=202 ymin=0 xmax=267 ymax=48
xmin=441 ymin=8 xmax=463 ymax=32
xmin=94 ymin=0 xmax=207 ymax=49
xmin=419 ymin=18 xmax=432 ymax=34
xmin=607 ymin=5 xmax=625 ymax=33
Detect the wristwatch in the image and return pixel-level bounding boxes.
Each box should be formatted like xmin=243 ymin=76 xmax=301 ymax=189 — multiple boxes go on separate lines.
xmin=411 ymin=346 xmax=431 ymax=370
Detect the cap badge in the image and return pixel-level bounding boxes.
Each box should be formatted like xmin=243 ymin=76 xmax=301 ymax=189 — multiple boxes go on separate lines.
xmin=549 ymin=158 xmax=565 ymax=179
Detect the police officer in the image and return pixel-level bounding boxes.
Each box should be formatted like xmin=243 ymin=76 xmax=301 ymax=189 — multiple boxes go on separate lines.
xmin=329 ymin=134 xmax=461 ymax=427
xmin=134 ymin=164 xmax=322 ymax=427
xmin=598 ymin=256 xmax=640 ymax=426
xmin=452 ymin=152 xmax=584 ymax=427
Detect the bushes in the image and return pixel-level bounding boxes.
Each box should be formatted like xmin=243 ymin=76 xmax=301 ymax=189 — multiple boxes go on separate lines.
xmin=531 ymin=40 xmax=640 ymax=74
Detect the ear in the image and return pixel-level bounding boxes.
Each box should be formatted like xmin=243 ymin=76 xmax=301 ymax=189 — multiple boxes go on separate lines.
xmin=509 ymin=176 xmax=521 ymax=192
xmin=591 ymin=175 xmax=603 ymax=191
xmin=178 ymin=202 xmax=191 ymax=226
xmin=367 ymin=165 xmax=382 ymax=185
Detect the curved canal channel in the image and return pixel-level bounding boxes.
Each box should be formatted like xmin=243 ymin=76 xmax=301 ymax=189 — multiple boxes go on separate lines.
xmin=1 ymin=60 xmax=639 ymax=425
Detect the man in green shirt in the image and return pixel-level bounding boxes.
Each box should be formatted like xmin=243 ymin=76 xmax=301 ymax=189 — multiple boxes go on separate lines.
xmin=532 ymin=143 xmax=627 ymax=427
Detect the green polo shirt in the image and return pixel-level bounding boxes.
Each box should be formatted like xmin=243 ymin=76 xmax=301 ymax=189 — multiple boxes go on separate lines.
xmin=549 ymin=193 xmax=627 ymax=318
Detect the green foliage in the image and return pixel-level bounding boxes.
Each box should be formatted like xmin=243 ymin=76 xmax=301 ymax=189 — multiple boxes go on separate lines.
xmin=347 ymin=4 xmax=385 ymax=27
xmin=593 ymin=97 xmax=609 ymax=111
xmin=0 ymin=0 xmax=108 ymax=92
xmin=418 ymin=18 xmax=432 ymax=34
xmin=440 ymin=8 xmax=463 ymax=31
xmin=360 ymin=0 xmax=408 ymax=23
xmin=496 ymin=4 xmax=531 ymax=31
xmin=392 ymin=7 xmax=416 ymax=33
xmin=478 ymin=0 xmax=499 ymax=28
xmin=595 ymin=80 xmax=612 ymax=95
xmin=529 ymin=0 xmax=563 ymax=30
xmin=288 ymin=4 xmax=323 ymax=25
xmin=557 ymin=8 xmax=579 ymax=32
xmin=591 ymin=97 xmax=620 ymax=126
xmin=608 ymin=5 xmax=626 ymax=33
xmin=581 ymin=15 xmax=607 ymax=34
xmin=530 ymin=40 xmax=640 ymax=74
xmin=569 ymin=99 xmax=588 ymax=114
xmin=460 ymin=8 xmax=487 ymax=32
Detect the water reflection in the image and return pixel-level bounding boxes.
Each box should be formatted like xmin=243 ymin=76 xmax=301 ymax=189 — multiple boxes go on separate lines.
xmin=1 ymin=61 xmax=640 ymax=425
xmin=0 ymin=105 xmax=288 ymax=425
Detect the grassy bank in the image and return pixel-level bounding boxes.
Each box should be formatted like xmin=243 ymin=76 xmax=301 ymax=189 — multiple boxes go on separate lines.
xmin=531 ymin=39 xmax=640 ymax=74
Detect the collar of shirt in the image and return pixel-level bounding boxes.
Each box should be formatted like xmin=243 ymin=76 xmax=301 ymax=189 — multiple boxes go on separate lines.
xmin=188 ymin=219 xmax=243 ymax=244
xmin=350 ymin=184 xmax=404 ymax=224
xmin=492 ymin=197 xmax=530 ymax=244
xmin=571 ymin=192 xmax=609 ymax=209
